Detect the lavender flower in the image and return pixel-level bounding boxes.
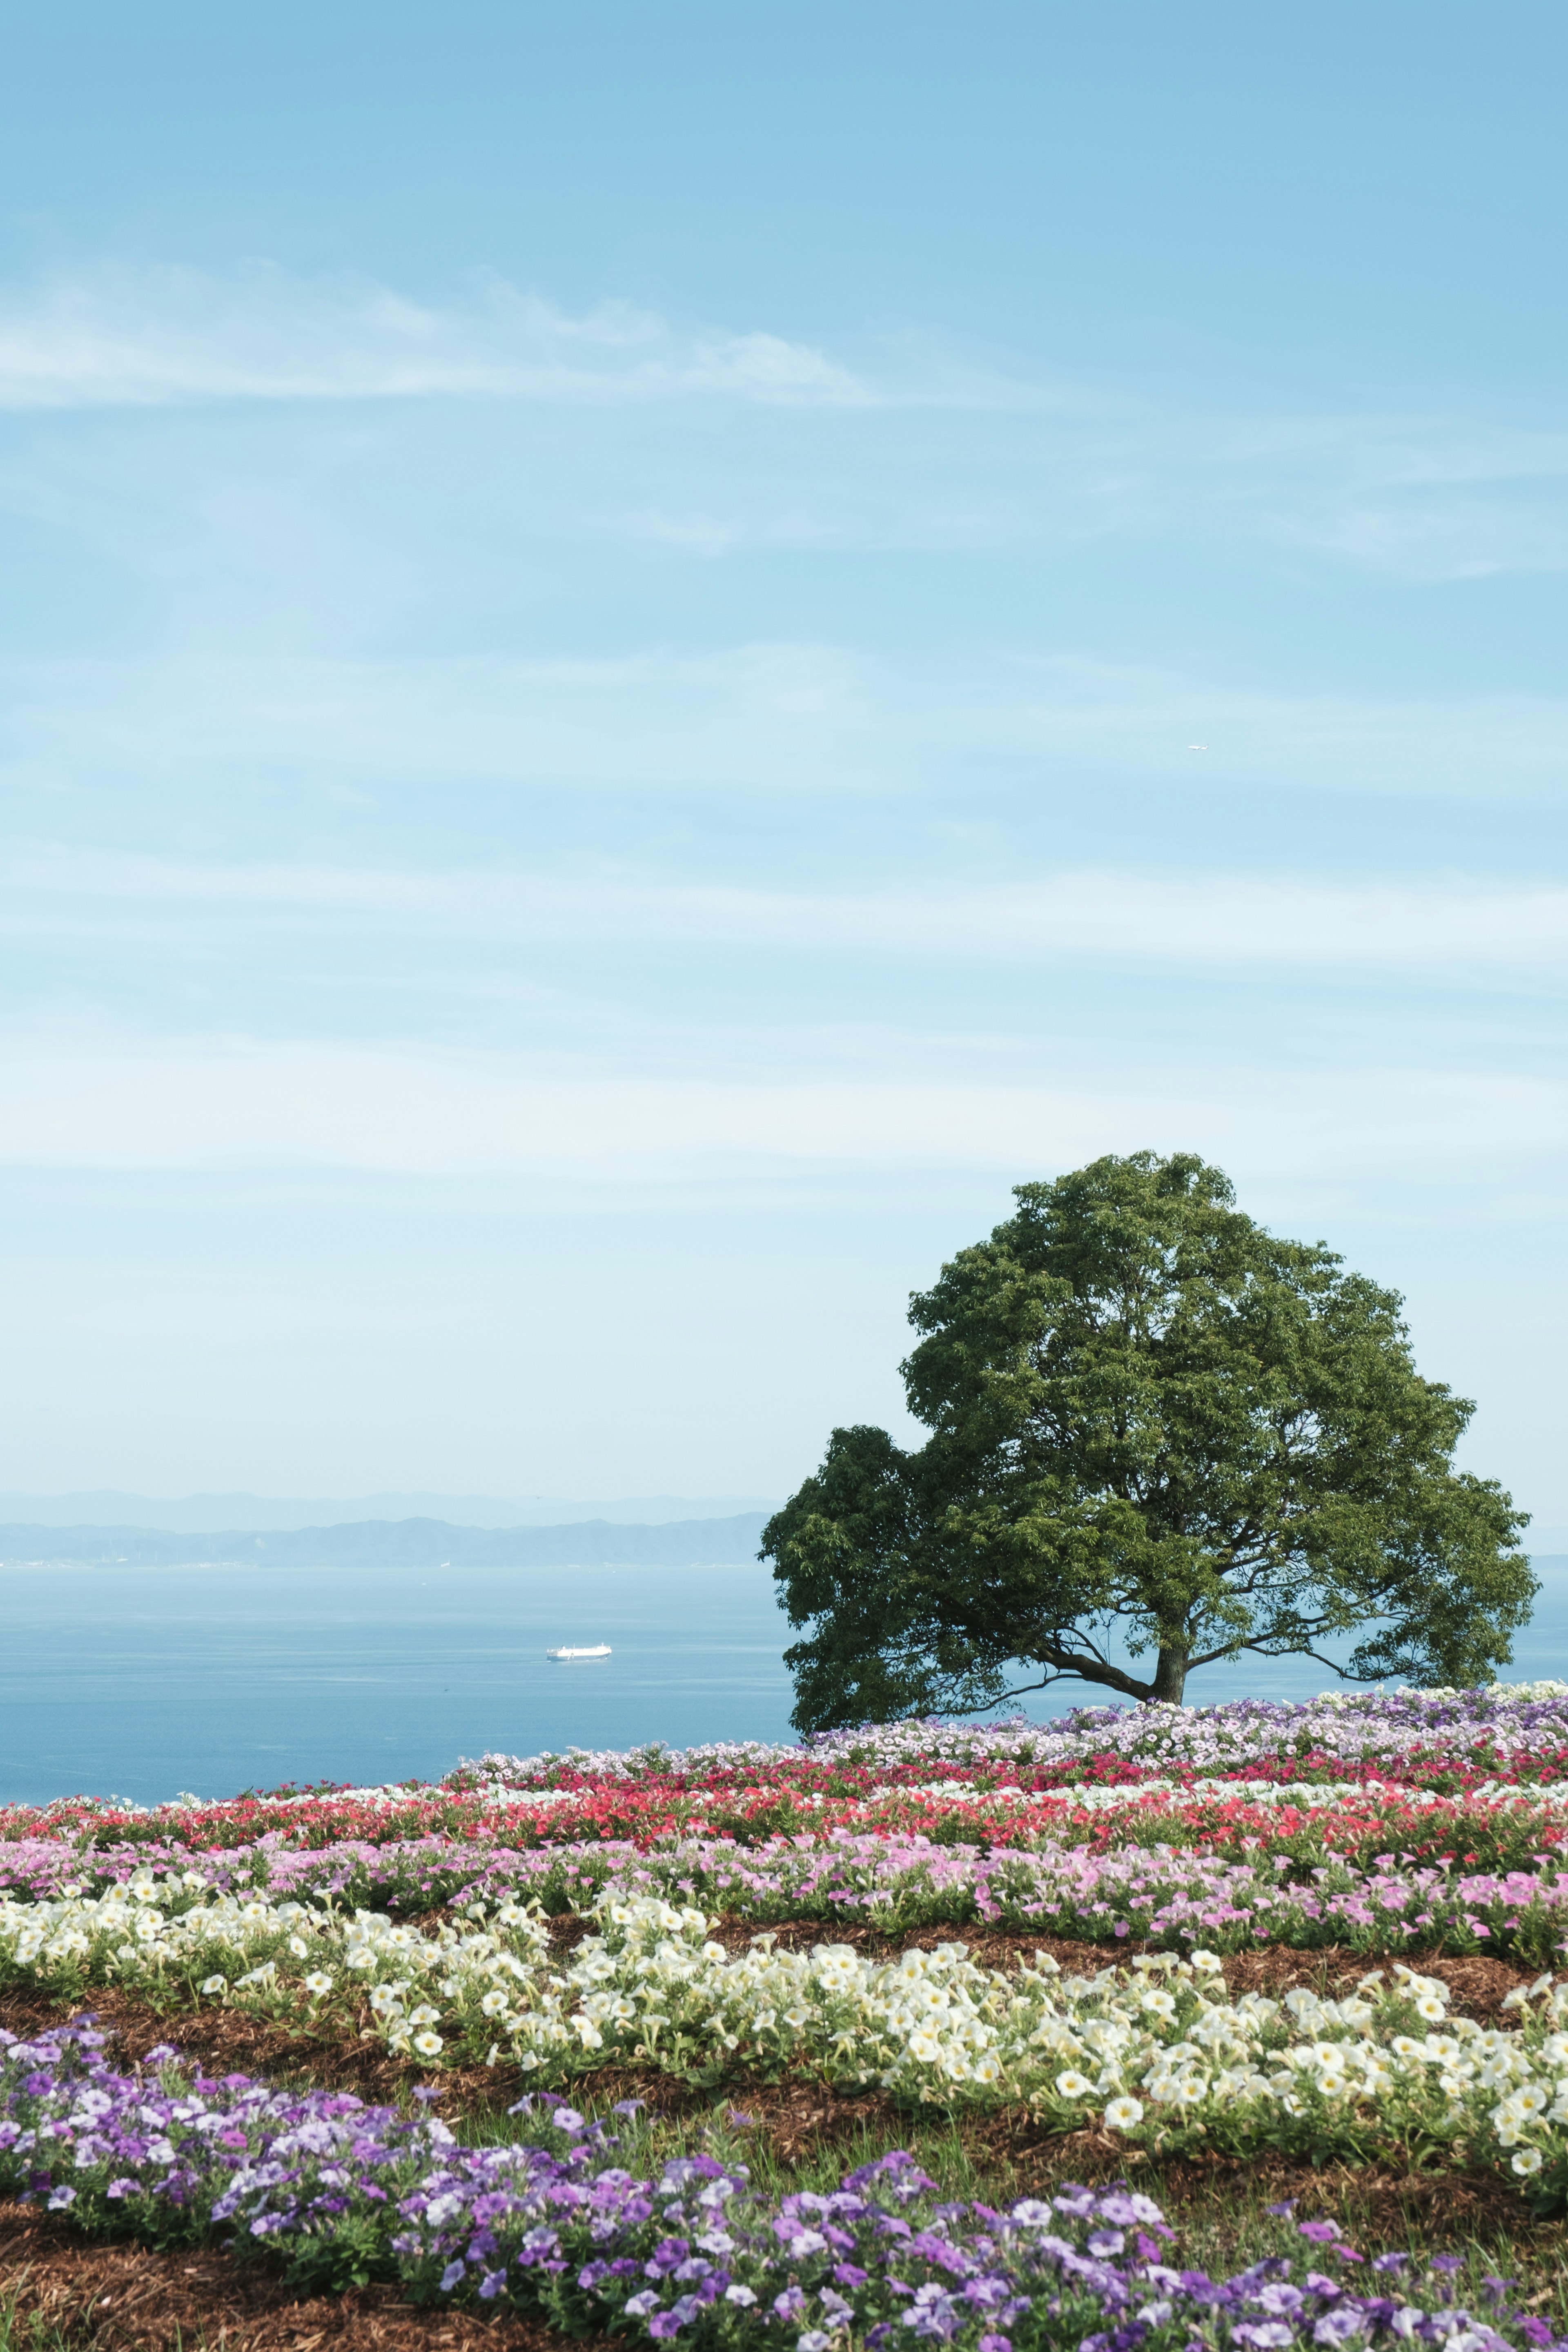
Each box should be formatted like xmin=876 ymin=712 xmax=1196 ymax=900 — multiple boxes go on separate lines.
xmin=2 ymin=2021 xmax=1566 ymax=2352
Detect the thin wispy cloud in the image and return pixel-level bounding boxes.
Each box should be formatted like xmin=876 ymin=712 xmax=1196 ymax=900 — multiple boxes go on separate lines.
xmin=0 ymin=1030 xmax=1561 ymax=1183
xmin=0 ymin=265 xmax=875 ymax=410
xmin=5 ymin=646 xmax=1567 ymax=803
xmin=3 ymin=263 xmax=1567 ymax=591
xmin=3 ymin=11 xmax=1564 ymax=1516
xmin=607 ymin=417 xmax=1568 ymax=580
xmin=10 ymin=851 xmax=1568 ymax=974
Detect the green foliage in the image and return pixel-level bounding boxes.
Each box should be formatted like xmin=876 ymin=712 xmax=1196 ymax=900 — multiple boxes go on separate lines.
xmin=277 ymin=2210 xmax=397 ymax=2293
xmin=765 ymin=1150 xmax=1533 ymax=1727
xmin=0 ymin=2302 xmax=94 ymax=2352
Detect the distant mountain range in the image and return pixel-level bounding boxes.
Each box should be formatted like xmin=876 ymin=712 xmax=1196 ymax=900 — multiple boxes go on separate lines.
xmin=0 ymin=1490 xmax=782 ymax=1532
xmin=0 ymin=1513 xmax=771 ymax=1568
xmin=2 ymin=1509 xmax=1559 ymax=1577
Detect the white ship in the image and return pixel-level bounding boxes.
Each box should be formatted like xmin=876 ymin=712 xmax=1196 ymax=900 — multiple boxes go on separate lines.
xmin=546 ymin=1643 xmax=612 ymax=1661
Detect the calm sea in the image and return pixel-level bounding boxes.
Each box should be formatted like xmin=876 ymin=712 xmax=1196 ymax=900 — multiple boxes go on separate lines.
xmin=4 ymin=1557 xmax=1566 ymax=1808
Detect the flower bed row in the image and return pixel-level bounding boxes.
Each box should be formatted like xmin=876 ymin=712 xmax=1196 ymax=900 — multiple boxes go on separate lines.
xmin=8 ymin=1825 xmax=1568 ymax=1959
xmin=11 ymin=1688 xmax=1568 ymax=1863
xmin=463 ymin=1684 xmax=1568 ymax=1783
xmin=12 ymin=1785 xmax=1568 ymax=1893
xmin=4 ymin=2018 xmax=1566 ymax=2352
xmin=14 ymin=1771 xmax=1556 ymax=1859
xmin=12 ymin=1875 xmax=1568 ymax=2196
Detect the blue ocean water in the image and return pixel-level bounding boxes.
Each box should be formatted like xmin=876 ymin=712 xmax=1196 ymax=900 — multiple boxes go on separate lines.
xmin=4 ymin=1558 xmax=1566 ymax=1808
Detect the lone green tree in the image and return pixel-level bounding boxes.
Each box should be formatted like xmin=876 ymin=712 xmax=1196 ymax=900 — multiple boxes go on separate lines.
xmin=764 ymin=1151 xmax=1532 ymax=1728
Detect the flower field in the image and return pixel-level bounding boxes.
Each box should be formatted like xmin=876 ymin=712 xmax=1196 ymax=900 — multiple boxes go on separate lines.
xmin=9 ymin=1685 xmax=1568 ymax=2350
xmin=7 ymin=2019 xmax=1568 ymax=2352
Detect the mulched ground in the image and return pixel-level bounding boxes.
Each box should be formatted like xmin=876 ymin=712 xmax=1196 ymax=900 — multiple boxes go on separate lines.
xmin=683 ymin=1917 xmax=1542 ymax=2024
xmin=0 ymin=1927 xmax=1557 ymax=2347
xmin=3 ymin=2143 xmax=1552 ymax=2352
xmin=3 ymin=1921 xmax=1535 ymax=2127
xmin=0 ymin=2201 xmax=571 ymax=2352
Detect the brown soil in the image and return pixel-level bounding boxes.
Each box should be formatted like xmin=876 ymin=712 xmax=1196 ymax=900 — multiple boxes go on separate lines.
xmin=3 ymin=1928 xmax=1557 ymax=2343
xmin=0 ymin=2200 xmax=572 ymax=2352
xmin=690 ymin=1914 xmax=1544 ymax=2025
xmin=1 ymin=1926 xmax=1540 ymax=2136
xmin=4 ymin=2138 xmax=1555 ymax=2352
xmin=0 ymin=2129 xmax=1557 ymax=2352
xmin=0 ymin=1986 xmax=470 ymax=2111
xmin=3 ymin=1938 xmax=1568 ymax=2342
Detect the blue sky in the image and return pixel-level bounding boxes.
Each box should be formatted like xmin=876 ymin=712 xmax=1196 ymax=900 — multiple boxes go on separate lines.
xmin=1 ymin=1 xmax=1565 ymax=1521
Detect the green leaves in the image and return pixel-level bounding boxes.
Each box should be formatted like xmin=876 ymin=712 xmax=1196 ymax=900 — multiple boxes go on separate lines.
xmin=765 ymin=1150 xmax=1535 ymax=1727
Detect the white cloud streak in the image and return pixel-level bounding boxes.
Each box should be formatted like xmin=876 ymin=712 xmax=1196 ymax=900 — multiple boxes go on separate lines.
xmin=6 ymin=646 xmax=1568 ymax=803
xmin=9 ymin=851 xmax=1568 ymax=973
xmin=0 ymin=1034 xmax=1561 ymax=1181
xmin=2 ymin=264 xmax=1567 ymax=585
xmin=0 ymin=266 xmax=874 ymax=411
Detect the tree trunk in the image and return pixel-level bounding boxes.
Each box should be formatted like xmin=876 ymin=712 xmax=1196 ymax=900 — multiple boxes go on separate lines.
xmin=1149 ymin=1646 xmax=1187 ymax=1704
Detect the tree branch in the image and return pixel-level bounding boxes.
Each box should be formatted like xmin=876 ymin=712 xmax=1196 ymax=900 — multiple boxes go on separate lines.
xmin=944 ymin=1673 xmax=1062 ymax=1714
xmin=1004 ymin=1642 xmax=1156 ymax=1703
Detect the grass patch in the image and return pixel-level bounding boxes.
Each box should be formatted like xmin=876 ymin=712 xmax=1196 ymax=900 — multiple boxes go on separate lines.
xmin=12 ymin=1931 xmax=1568 ymax=2344
xmin=0 ymin=2293 xmax=96 ymax=2352
xmin=442 ymin=2065 xmax=1568 ymax=2325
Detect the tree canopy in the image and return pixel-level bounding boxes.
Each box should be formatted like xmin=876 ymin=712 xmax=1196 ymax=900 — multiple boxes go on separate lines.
xmin=764 ymin=1150 xmax=1533 ymax=1727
